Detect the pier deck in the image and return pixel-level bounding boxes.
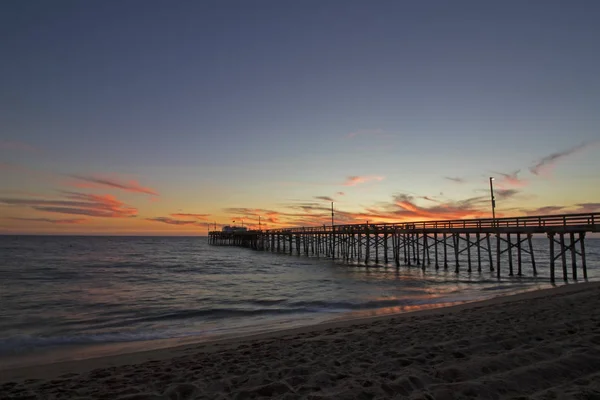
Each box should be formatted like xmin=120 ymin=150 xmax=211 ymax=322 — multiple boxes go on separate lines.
xmin=209 ymin=213 xmax=599 ymax=283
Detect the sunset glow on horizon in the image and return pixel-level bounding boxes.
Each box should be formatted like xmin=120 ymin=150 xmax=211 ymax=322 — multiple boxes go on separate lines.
xmin=1 ymin=1 xmax=599 ymax=235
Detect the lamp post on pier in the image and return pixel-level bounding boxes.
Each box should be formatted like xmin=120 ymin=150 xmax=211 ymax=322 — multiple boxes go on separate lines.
xmin=489 ymin=177 xmax=496 ymax=227
xmin=331 ymin=202 xmax=335 ymax=260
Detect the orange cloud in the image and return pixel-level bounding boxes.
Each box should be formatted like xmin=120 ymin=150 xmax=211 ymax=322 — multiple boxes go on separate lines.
xmin=7 ymin=217 xmax=88 ymax=224
xmin=170 ymin=213 xmax=210 ymax=220
xmin=0 ymin=191 xmax=137 ymax=218
xmin=68 ymin=175 xmax=158 ymax=196
xmin=343 ymin=175 xmax=384 ymax=186
xmin=222 ymin=190 xmax=532 ymax=229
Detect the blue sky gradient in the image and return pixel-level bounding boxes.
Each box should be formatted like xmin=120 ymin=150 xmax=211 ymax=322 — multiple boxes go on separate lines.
xmin=1 ymin=0 xmax=599 ymax=233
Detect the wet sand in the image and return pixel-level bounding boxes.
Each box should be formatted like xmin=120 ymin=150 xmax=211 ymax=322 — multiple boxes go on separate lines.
xmin=2 ymin=282 xmax=600 ymax=399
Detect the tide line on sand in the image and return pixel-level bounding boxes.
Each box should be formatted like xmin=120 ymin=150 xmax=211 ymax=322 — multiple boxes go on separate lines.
xmin=2 ymin=282 xmax=600 ymax=399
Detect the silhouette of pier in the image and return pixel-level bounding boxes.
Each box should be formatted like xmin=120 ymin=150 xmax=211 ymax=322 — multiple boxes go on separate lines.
xmin=209 ymin=213 xmax=599 ymax=283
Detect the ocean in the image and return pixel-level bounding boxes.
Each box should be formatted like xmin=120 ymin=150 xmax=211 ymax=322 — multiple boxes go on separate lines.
xmin=1 ymin=235 xmax=599 ymax=367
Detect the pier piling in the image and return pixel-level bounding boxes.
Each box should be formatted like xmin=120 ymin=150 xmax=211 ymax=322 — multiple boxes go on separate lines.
xmin=209 ymin=213 xmax=598 ymax=282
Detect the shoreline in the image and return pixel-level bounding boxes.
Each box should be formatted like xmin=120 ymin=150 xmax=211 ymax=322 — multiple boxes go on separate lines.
xmin=2 ymin=281 xmax=596 ymax=384
xmin=0 ymin=281 xmax=552 ymax=377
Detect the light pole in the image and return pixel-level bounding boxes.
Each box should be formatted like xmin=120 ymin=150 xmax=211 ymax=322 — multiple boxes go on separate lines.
xmin=331 ymin=202 xmax=334 ymax=228
xmin=331 ymin=202 xmax=335 ymax=260
xmin=489 ymin=177 xmax=496 ymax=226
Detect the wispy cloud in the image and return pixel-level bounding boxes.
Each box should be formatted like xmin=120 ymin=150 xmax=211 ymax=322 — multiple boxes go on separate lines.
xmin=337 ymin=192 xmax=345 ymax=196
xmin=444 ymin=176 xmax=466 ymax=184
xmin=419 ymin=196 xmax=440 ymax=203
xmin=522 ymin=206 xmax=566 ymax=216
xmin=529 ymin=143 xmax=592 ymax=176
xmin=0 ymin=191 xmax=137 ymax=218
xmin=0 ymin=140 xmax=38 ymax=152
xmin=343 ymin=175 xmax=384 ymax=186
xmin=574 ymin=203 xmax=600 ymax=213
xmin=67 ymin=175 xmax=158 ymax=196
xmin=314 ymin=196 xmax=335 ymax=202
xmin=170 ymin=213 xmax=210 ymax=220
xmin=495 ymin=189 xmax=520 ymax=200
xmin=7 ymin=217 xmax=88 ymax=224
xmin=493 ymin=170 xmax=527 ymax=188
xmin=146 ymin=217 xmax=202 ymax=226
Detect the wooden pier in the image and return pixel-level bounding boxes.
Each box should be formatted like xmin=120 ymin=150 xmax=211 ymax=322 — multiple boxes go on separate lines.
xmin=209 ymin=213 xmax=599 ymax=283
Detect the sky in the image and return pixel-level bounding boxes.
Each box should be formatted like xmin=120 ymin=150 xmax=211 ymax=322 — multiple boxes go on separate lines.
xmin=1 ymin=0 xmax=599 ymax=235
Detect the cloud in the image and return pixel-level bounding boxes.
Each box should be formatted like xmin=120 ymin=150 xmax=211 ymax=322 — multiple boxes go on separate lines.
xmin=0 ymin=140 xmax=38 ymax=152
xmin=314 ymin=196 xmax=335 ymax=202
xmin=574 ymin=203 xmax=600 ymax=213
xmin=387 ymin=193 xmax=489 ymax=221
xmin=337 ymin=192 xmax=345 ymax=196
xmin=343 ymin=175 xmax=384 ymax=186
xmin=68 ymin=175 xmax=158 ymax=196
xmin=420 ymin=196 xmax=440 ymax=203
xmin=493 ymin=170 xmax=527 ymax=188
xmin=7 ymin=217 xmax=87 ymax=224
xmin=0 ymin=191 xmax=137 ymax=218
xmin=223 ymin=191 xmax=495 ymax=228
xmin=529 ymin=142 xmax=592 ymax=176
xmin=522 ymin=206 xmax=566 ymax=216
xmin=170 ymin=213 xmax=210 ymax=220
xmin=146 ymin=217 xmax=201 ymax=226
xmin=444 ymin=177 xmax=466 ymax=184
xmin=495 ymin=189 xmax=520 ymax=200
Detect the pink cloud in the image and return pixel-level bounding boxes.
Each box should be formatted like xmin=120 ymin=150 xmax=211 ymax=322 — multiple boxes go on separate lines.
xmin=0 ymin=191 xmax=137 ymax=218
xmin=337 ymin=192 xmax=345 ymax=196
xmin=493 ymin=170 xmax=527 ymax=188
xmin=574 ymin=203 xmax=600 ymax=213
xmin=529 ymin=142 xmax=592 ymax=176
xmin=343 ymin=175 xmax=384 ymax=186
xmin=67 ymin=175 xmax=158 ymax=196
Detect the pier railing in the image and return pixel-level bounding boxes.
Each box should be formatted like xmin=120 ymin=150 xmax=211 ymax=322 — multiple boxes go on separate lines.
xmin=264 ymin=212 xmax=598 ymax=233
xmin=209 ymin=212 xmax=598 ymax=283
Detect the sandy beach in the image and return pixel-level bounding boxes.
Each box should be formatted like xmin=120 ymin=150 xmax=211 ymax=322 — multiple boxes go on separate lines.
xmin=2 ymin=282 xmax=600 ymax=399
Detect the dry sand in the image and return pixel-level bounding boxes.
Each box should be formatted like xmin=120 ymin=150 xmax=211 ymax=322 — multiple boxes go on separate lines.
xmin=2 ymin=282 xmax=600 ymax=399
